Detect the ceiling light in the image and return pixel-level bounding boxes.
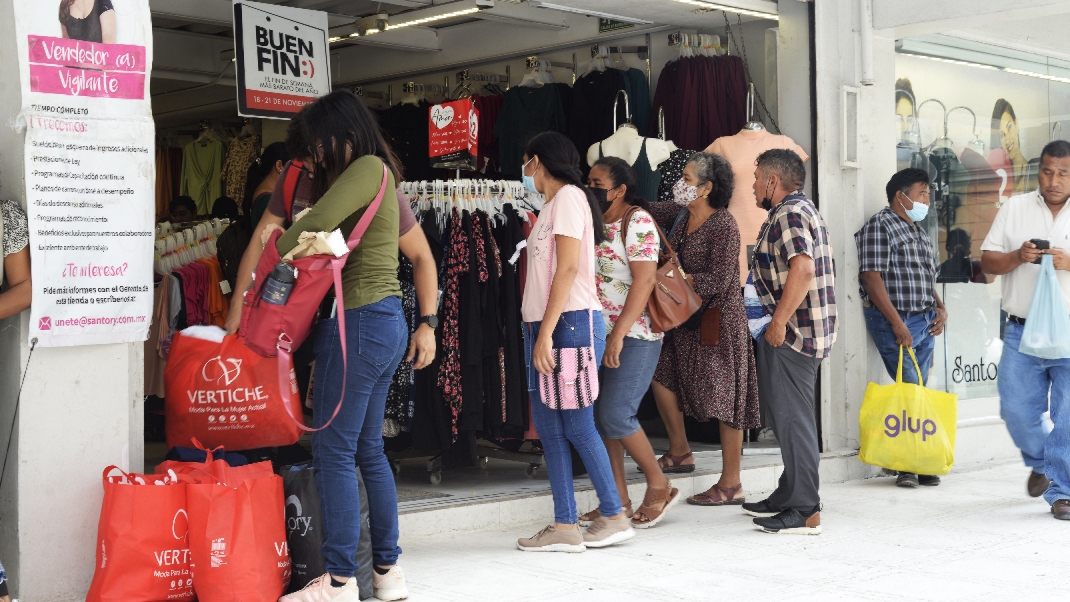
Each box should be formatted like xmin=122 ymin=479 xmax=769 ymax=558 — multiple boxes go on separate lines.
xmin=385 ymin=7 xmax=481 ymax=30
xmin=669 ymin=0 xmax=779 ymax=21
xmin=527 ymin=2 xmax=653 ymax=25
xmin=898 ymin=51 xmax=1070 ymax=85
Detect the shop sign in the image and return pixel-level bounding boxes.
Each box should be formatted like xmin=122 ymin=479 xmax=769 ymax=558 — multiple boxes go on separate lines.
xmin=428 ymin=98 xmax=480 ymax=170
xmin=13 ymin=0 xmax=156 ymax=347
xmin=598 ymin=19 xmax=634 ymax=33
xmin=233 ymin=1 xmax=332 ymax=119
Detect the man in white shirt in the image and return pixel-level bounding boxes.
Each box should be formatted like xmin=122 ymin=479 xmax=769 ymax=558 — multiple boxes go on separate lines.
xmin=981 ymin=140 xmax=1070 ymax=521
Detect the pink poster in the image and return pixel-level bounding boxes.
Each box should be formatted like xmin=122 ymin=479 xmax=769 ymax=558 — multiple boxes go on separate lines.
xmin=27 ymin=35 xmax=146 ymax=100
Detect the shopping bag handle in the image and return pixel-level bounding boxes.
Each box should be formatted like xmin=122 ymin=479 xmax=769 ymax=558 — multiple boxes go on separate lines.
xmin=896 ymin=345 xmax=926 ymax=387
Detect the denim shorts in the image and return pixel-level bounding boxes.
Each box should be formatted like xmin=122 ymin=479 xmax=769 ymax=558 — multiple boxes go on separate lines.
xmin=595 ymin=336 xmax=663 ymax=439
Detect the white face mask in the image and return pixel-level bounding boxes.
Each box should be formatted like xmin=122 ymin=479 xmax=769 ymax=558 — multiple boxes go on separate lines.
xmin=672 ymin=178 xmax=699 ymax=207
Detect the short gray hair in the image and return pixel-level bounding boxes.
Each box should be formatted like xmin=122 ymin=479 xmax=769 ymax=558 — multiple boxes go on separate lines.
xmin=756 ymin=148 xmax=806 ymax=191
xmin=687 ymin=152 xmax=733 ymax=209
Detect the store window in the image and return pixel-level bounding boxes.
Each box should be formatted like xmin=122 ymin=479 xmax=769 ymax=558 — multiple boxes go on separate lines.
xmin=894 ymin=34 xmax=1070 ymax=399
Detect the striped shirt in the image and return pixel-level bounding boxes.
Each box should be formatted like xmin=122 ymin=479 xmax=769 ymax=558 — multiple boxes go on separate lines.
xmin=854 ymin=207 xmax=937 ymax=314
xmin=751 ymin=194 xmax=838 ymax=359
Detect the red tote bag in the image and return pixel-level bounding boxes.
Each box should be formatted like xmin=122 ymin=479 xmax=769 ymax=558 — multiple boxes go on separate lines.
xmin=85 ymin=467 xmax=196 ymax=602
xmin=165 ymin=332 xmax=303 ymax=450
xmin=156 ymin=439 xmax=277 ymax=486
xmin=187 ymin=475 xmax=291 ymax=602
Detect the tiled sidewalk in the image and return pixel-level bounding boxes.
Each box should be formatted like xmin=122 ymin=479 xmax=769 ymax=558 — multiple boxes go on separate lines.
xmin=393 ymin=462 xmax=1065 ymax=601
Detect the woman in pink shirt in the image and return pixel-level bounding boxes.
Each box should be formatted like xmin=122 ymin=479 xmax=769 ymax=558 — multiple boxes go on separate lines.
xmin=516 ymin=132 xmax=634 ymax=553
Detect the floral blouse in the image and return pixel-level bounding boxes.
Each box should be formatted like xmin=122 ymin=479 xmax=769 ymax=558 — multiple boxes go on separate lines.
xmin=596 ymin=209 xmax=662 ymax=341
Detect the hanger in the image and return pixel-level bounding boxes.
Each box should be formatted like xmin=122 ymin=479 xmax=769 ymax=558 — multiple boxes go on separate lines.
xmin=948 ymin=106 xmax=984 ymax=156
xmin=743 ymin=83 xmax=764 ymax=131
xmin=613 ymin=89 xmax=635 ymax=131
xmin=918 ymin=98 xmax=950 ymax=152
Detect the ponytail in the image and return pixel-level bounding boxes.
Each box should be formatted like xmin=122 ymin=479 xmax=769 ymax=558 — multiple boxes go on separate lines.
xmin=242 ymin=141 xmax=290 ymax=217
xmin=524 ymin=132 xmax=608 ymax=245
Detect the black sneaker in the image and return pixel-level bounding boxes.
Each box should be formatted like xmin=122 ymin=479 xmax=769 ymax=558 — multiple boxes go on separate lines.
xmin=896 ymin=473 xmax=919 ymax=488
xmin=918 ymin=475 xmax=941 ymax=486
xmin=741 ymin=498 xmax=780 ymax=518
xmin=753 ymin=505 xmax=822 ymax=535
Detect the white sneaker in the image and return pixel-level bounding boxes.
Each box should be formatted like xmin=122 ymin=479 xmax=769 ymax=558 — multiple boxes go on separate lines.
xmin=279 ymin=573 xmax=359 ymax=602
xmin=373 ymin=565 xmax=409 ymax=601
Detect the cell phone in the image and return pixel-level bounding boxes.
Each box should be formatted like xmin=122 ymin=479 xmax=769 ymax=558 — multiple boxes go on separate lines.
xmin=1030 ymin=238 xmax=1050 ymax=264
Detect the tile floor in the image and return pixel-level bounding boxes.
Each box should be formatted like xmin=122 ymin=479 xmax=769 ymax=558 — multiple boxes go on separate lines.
xmin=391 ymin=461 xmax=1067 ymax=602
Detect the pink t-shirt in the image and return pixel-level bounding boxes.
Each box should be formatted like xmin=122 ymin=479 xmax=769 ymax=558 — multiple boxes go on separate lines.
xmin=706 ymin=129 xmax=809 ymax=284
xmin=521 ymin=185 xmax=600 ymax=322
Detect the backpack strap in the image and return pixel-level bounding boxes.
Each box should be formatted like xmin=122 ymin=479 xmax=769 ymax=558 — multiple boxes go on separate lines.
xmin=276 ymin=163 xmax=390 ymax=433
xmin=282 ymin=160 xmax=304 ymax=221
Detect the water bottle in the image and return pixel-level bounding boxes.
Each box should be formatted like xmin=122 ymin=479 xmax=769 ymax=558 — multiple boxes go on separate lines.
xmin=261 ymin=263 xmax=297 ymax=305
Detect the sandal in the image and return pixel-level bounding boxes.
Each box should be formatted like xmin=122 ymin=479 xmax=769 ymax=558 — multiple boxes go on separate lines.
xmin=646 ymin=452 xmax=695 ymax=474
xmin=579 ymin=501 xmax=632 ymax=526
xmin=686 ymin=483 xmax=745 ymax=506
xmin=631 ymin=484 xmax=681 ymax=529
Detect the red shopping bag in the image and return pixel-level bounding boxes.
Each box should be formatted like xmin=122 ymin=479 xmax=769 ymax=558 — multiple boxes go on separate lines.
xmin=187 ymin=475 xmax=292 ymax=602
xmin=156 ymin=439 xmax=276 ymax=486
xmin=85 ymin=467 xmax=196 ymax=602
xmin=165 ymin=332 xmax=303 ymax=450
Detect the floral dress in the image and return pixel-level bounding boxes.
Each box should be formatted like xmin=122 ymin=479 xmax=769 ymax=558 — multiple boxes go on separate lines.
xmin=596 ymin=208 xmax=663 ymax=341
xmin=648 ymin=203 xmax=760 ymax=429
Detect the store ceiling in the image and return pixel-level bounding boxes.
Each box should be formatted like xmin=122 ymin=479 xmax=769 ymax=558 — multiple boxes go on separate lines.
xmin=150 ymin=0 xmax=778 ymax=127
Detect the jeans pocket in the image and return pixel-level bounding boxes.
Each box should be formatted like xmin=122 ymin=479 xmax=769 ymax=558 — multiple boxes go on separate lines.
xmin=358 ymin=312 xmax=401 ymax=367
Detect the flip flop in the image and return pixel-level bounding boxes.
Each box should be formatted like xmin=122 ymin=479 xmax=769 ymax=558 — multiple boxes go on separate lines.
xmin=686 ymin=483 xmax=745 ymax=506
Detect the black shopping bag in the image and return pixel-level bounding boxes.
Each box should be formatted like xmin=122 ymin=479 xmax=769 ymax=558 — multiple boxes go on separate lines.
xmin=281 ymin=463 xmax=374 ymax=598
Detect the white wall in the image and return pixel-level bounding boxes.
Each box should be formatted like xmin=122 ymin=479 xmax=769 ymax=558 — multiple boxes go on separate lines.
xmin=0 ymin=0 xmax=146 ymax=598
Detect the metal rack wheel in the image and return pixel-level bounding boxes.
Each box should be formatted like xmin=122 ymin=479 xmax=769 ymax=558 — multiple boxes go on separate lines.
xmin=478 ymin=456 xmax=490 ymax=469
xmin=430 ymin=469 xmax=443 ymax=485
xmin=526 ymin=464 xmax=539 ymax=479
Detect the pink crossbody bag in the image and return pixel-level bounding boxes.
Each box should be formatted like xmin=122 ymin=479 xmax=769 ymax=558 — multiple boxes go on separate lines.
xmin=537 ymin=203 xmax=600 ymax=411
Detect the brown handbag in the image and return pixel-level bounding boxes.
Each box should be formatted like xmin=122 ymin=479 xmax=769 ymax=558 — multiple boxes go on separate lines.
xmin=620 ymin=206 xmax=703 ymax=333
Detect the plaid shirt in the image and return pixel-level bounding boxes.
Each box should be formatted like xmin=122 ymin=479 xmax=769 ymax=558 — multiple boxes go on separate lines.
xmin=751 ymin=194 xmax=838 ymax=359
xmin=854 ymin=207 xmax=937 ymax=313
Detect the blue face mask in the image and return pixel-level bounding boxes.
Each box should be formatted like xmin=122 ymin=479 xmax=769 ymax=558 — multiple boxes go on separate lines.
xmin=901 ymin=193 xmax=929 ymax=222
xmin=522 ymin=157 xmax=540 ymax=195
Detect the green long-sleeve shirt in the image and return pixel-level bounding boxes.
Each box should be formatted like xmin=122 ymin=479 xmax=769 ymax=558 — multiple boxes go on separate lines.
xmin=276 ymin=155 xmax=400 ymax=310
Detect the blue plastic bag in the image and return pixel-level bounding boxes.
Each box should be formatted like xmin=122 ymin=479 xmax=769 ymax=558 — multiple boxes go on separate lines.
xmin=1019 ymin=254 xmax=1070 ymax=359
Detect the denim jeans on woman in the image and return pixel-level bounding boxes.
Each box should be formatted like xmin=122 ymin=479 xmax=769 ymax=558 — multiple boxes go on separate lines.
xmin=999 ymin=321 xmax=1070 ymax=505
xmin=524 ymin=313 xmax=617 ymax=524
xmin=312 ymin=296 xmax=407 ymax=577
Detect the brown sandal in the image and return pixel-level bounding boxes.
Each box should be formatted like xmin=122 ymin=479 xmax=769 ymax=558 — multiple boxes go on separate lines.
xmin=631 ymin=485 xmax=681 ymax=529
xmin=686 ymin=483 xmax=745 ymax=506
xmin=651 ymin=452 xmax=695 ymax=474
xmin=579 ymin=501 xmax=632 ymax=526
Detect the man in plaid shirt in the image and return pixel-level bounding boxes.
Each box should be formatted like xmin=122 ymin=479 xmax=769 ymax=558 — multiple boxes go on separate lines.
xmin=855 ymin=168 xmax=948 ymax=489
xmin=744 ymin=149 xmax=837 ymax=536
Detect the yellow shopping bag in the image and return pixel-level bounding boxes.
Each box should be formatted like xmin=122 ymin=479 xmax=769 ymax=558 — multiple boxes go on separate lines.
xmin=859 ymin=347 xmax=958 ymax=475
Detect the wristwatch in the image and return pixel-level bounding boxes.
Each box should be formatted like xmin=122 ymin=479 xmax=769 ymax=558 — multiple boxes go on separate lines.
xmin=419 ymin=314 xmax=439 ymax=329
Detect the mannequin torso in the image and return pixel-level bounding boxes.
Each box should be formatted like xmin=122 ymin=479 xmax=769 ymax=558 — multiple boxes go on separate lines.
xmin=587 ymin=126 xmax=672 ymax=169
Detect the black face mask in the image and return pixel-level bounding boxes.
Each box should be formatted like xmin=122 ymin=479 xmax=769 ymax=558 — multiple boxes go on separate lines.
xmin=760 ymin=197 xmax=773 ymax=211
xmin=590 ymin=187 xmax=610 ymax=213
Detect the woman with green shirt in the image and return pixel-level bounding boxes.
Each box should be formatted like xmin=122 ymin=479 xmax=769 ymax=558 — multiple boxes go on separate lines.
xmin=277 ymin=91 xmax=409 ymax=602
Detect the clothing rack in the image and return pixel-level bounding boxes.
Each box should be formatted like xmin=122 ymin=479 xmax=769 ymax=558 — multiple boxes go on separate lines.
xmin=525 ymin=53 xmax=578 ymax=83
xmin=352 ymin=85 xmax=393 ymax=105
xmin=155 ymin=219 xmax=229 ymax=275
xmin=592 ymin=44 xmax=649 ymax=60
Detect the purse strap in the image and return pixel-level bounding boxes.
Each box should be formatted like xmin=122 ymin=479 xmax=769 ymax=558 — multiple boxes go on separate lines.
xmin=282 ymin=160 xmax=304 ymax=222
xmin=277 ymin=163 xmax=390 ymax=433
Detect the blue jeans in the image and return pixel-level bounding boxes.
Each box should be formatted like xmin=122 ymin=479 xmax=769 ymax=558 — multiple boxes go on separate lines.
xmin=524 ymin=315 xmax=617 ymax=524
xmin=596 ymin=337 xmax=663 ymax=439
xmin=312 ymin=296 xmax=407 ymax=577
xmin=863 ymin=305 xmax=936 ymax=385
xmin=999 ymin=322 xmax=1070 ymax=505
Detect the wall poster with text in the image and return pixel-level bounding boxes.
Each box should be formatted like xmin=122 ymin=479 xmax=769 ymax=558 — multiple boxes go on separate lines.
xmin=233 ymin=0 xmax=331 ymax=119
xmin=15 ymin=0 xmax=157 ymax=348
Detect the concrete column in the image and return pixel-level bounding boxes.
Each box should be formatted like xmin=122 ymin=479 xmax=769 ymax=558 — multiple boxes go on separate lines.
xmin=0 ymin=1 xmax=145 ymax=599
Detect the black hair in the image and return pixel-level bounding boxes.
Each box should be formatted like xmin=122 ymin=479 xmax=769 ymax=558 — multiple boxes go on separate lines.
xmin=169 ymin=196 xmax=197 ymax=219
xmin=886 ymin=168 xmax=931 ymax=204
xmin=289 ymin=90 xmax=402 ymax=200
xmin=590 ymin=156 xmax=649 ymax=210
xmin=1041 ymin=140 xmax=1070 ymax=161
xmin=946 ymin=228 xmax=971 ymax=254
xmin=242 ymin=142 xmax=290 ymax=216
xmin=687 ymin=152 xmax=733 ymax=209
xmin=211 ymin=196 xmax=239 ymax=220
xmin=895 ymin=78 xmax=915 ymax=112
xmin=525 ymin=132 xmax=608 ymax=245
xmin=990 ymin=99 xmax=1017 ymax=153
xmin=756 ymin=148 xmax=807 ymax=192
